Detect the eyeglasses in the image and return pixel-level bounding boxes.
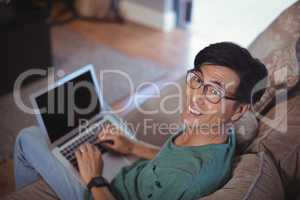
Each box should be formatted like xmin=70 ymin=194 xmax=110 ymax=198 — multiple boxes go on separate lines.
xmin=186 ymin=69 xmax=238 ymax=104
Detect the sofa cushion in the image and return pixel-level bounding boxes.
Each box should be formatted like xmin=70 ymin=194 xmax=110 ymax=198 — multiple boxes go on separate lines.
xmin=248 ymin=1 xmax=300 ymax=113
xmin=247 ymin=88 xmax=300 ymax=198
xmin=234 ymin=111 xmax=258 ymax=154
xmin=248 ymin=37 xmax=300 ymax=146
xmin=297 ymin=37 xmax=300 ymax=65
xmin=248 ymin=1 xmax=300 ymax=61
xmin=253 ymin=40 xmax=299 ymax=113
xmin=201 ymin=152 xmax=284 ymax=200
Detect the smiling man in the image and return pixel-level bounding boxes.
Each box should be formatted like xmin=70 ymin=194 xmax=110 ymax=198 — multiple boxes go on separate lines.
xmin=14 ymin=42 xmax=268 ymax=200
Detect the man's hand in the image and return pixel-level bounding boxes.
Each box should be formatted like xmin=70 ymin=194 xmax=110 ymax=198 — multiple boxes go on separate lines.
xmin=75 ymin=143 xmax=103 ymax=185
xmin=98 ymin=124 xmax=135 ymax=155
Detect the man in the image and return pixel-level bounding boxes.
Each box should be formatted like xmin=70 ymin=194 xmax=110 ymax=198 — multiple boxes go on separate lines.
xmin=14 ymin=42 xmax=267 ymax=200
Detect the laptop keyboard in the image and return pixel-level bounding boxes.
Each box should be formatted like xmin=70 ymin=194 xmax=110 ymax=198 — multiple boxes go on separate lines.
xmin=60 ymin=120 xmax=112 ymax=170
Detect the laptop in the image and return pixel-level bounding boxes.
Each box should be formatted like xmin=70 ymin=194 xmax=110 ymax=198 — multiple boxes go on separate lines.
xmin=30 ymin=64 xmax=137 ymax=183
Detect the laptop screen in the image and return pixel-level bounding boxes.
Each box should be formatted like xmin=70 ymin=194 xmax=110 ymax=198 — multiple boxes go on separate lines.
xmin=35 ymin=70 xmax=101 ymax=143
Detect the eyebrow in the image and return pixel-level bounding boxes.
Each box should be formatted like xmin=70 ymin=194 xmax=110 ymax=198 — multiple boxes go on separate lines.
xmin=211 ymin=80 xmax=223 ymax=88
xmin=197 ymin=68 xmax=225 ymax=88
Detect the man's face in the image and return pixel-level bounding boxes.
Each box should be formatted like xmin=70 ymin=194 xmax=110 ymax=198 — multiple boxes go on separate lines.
xmin=182 ymin=64 xmax=242 ymax=134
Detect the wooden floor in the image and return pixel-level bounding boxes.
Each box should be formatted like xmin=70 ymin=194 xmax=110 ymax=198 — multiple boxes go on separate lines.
xmin=68 ymin=20 xmax=193 ymax=69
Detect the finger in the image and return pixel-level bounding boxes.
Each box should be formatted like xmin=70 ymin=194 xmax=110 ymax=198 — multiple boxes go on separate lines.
xmin=75 ymin=150 xmax=82 ymax=161
xmin=80 ymin=144 xmax=90 ymax=159
xmin=98 ymin=133 xmax=116 ymax=142
xmin=100 ymin=139 xmax=117 ymax=152
xmin=75 ymin=150 xmax=83 ymax=169
xmin=104 ymin=124 xmax=117 ymax=135
xmin=105 ymin=123 xmax=115 ymax=130
xmin=87 ymin=144 xmax=99 ymax=162
xmin=97 ymin=127 xmax=108 ymax=137
xmin=106 ymin=125 xmax=119 ymax=135
xmin=99 ymin=142 xmax=114 ymax=150
xmin=99 ymin=141 xmax=115 ymax=151
xmin=86 ymin=143 xmax=94 ymax=153
xmin=91 ymin=144 xmax=99 ymax=155
xmin=79 ymin=144 xmax=87 ymax=153
xmin=110 ymin=126 xmax=122 ymax=136
xmin=98 ymin=139 xmax=114 ymax=145
xmin=92 ymin=144 xmax=102 ymax=157
xmin=98 ymin=132 xmax=106 ymax=140
xmin=98 ymin=129 xmax=112 ymax=140
xmin=102 ymin=124 xmax=112 ymax=134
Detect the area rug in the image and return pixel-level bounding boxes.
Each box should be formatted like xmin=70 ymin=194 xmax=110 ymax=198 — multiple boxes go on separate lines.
xmin=0 ymin=25 xmax=169 ymax=160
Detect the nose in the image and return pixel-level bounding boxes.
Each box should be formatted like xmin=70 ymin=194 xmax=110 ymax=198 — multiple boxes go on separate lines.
xmin=187 ymin=86 xmax=205 ymax=107
xmin=192 ymin=92 xmax=205 ymax=106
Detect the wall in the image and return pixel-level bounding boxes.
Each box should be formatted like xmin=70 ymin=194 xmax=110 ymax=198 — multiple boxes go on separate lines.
xmin=127 ymin=0 xmax=174 ymax=13
xmin=120 ymin=0 xmax=176 ymax=31
xmin=191 ymin=0 xmax=298 ymax=47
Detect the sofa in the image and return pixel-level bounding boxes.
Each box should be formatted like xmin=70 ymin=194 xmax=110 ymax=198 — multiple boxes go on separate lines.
xmin=3 ymin=1 xmax=300 ymax=199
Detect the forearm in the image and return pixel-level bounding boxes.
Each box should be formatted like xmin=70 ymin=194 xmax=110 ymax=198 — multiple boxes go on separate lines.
xmin=131 ymin=140 xmax=160 ymax=160
xmin=91 ymin=187 xmax=115 ymax=200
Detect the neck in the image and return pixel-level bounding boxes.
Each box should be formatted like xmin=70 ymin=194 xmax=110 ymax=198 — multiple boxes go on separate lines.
xmin=176 ymin=123 xmax=231 ymax=147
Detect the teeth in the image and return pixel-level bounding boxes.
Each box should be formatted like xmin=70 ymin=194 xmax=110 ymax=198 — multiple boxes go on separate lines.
xmin=188 ymin=105 xmax=201 ymax=115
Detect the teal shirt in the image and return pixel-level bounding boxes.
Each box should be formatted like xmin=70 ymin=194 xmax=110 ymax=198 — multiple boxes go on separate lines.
xmin=110 ymin=127 xmax=236 ymax=200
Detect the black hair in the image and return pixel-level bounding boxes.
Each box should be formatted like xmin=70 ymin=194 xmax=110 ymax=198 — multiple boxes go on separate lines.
xmin=194 ymin=42 xmax=268 ymax=104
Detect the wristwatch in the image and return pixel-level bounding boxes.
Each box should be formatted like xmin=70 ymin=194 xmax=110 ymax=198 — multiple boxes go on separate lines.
xmin=87 ymin=176 xmax=110 ymax=191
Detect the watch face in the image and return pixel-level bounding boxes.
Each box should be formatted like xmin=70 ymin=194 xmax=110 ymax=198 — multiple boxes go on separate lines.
xmin=94 ymin=177 xmax=105 ymax=185
xmin=88 ymin=176 xmax=109 ymax=191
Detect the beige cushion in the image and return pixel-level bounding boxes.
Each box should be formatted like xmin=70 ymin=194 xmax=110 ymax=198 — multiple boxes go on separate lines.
xmin=253 ymin=41 xmax=299 ymax=113
xmin=248 ymin=1 xmax=300 ymax=61
xmin=248 ymin=1 xmax=300 ymax=113
xmin=234 ymin=111 xmax=258 ymax=153
xmin=247 ymin=89 xmax=300 ymax=198
xmin=201 ymin=152 xmax=284 ymax=200
xmin=248 ymin=37 xmax=300 ymax=148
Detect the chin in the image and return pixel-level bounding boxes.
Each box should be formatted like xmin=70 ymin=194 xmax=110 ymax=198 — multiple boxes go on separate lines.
xmin=181 ymin=110 xmax=202 ymax=128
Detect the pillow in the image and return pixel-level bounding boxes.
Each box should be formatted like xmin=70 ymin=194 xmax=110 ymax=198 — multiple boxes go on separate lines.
xmin=248 ymin=1 xmax=300 ymax=60
xmin=201 ymin=152 xmax=284 ymax=200
xmin=297 ymin=37 xmax=300 ymax=65
xmin=252 ymin=39 xmax=299 ymax=113
xmin=247 ymin=89 xmax=300 ymax=198
xmin=248 ymin=1 xmax=300 ymax=113
xmin=247 ymin=38 xmax=300 ymax=144
xmin=233 ymin=111 xmax=258 ymax=154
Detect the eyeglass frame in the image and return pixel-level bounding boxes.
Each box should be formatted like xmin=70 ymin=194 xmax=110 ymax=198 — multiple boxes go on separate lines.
xmin=186 ymin=69 xmax=239 ymax=104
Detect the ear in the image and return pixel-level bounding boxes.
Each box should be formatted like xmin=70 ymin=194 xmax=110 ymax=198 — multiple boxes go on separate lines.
xmin=230 ymin=104 xmax=249 ymax=122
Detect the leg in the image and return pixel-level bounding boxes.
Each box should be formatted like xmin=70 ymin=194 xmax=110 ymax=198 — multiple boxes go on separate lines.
xmin=14 ymin=126 xmax=88 ymax=200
